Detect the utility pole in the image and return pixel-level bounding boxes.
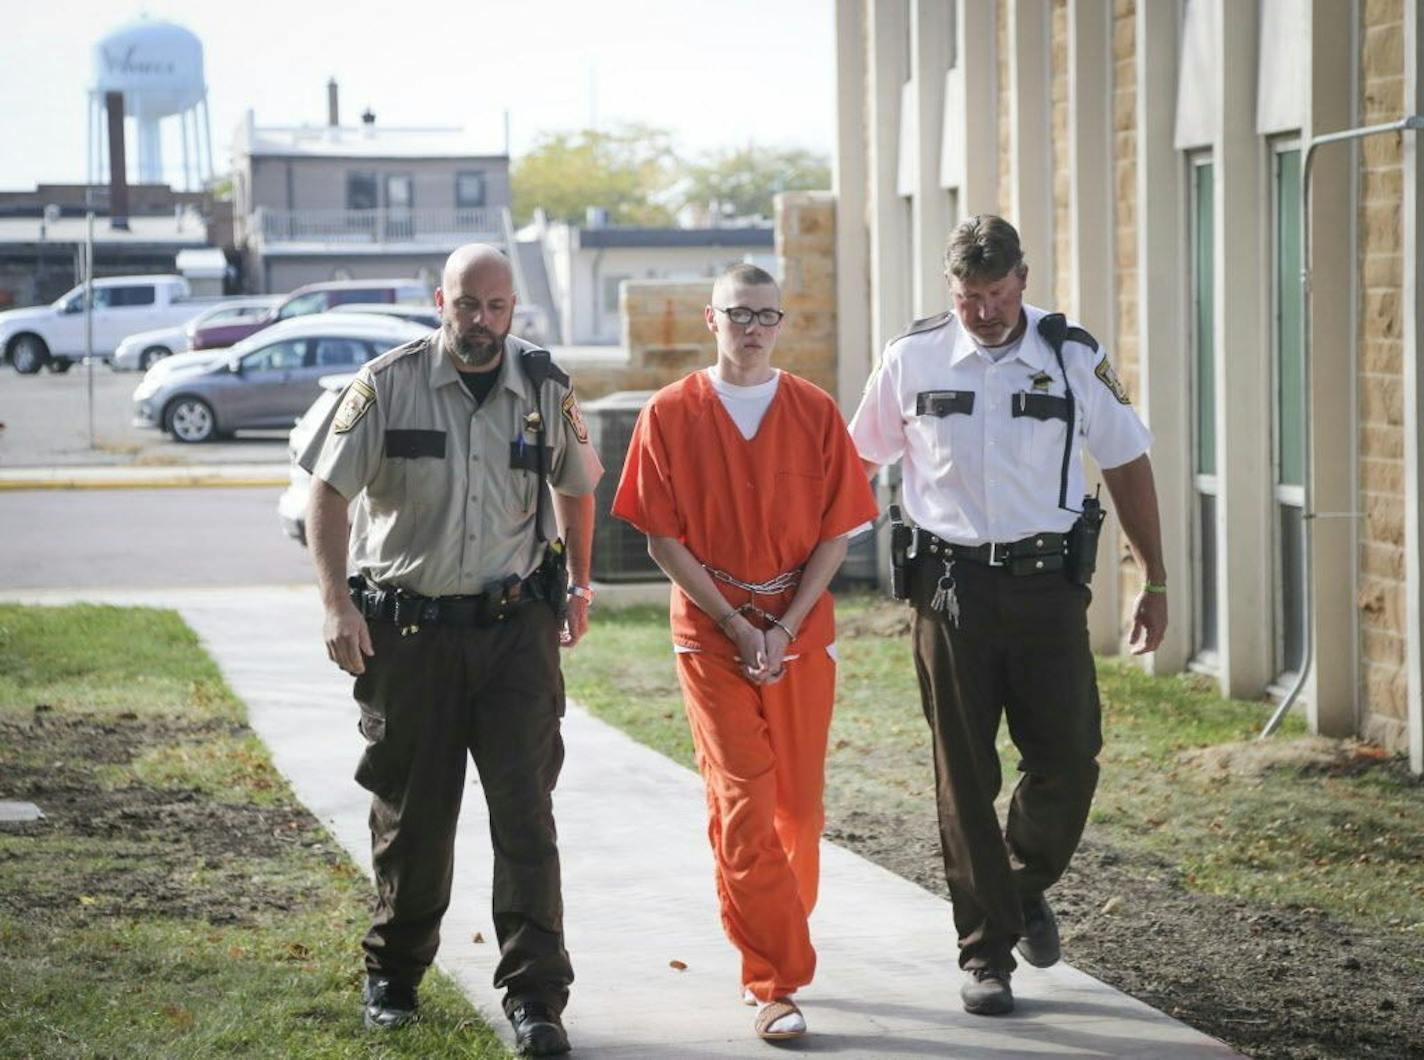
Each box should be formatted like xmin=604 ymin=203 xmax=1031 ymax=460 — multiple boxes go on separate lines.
xmin=85 ymin=212 xmax=95 ymax=448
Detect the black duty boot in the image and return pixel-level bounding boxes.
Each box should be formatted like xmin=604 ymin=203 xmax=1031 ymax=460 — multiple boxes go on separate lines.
xmin=509 ymin=1000 xmax=571 ymax=1056
xmin=1016 ymin=895 xmax=1061 ymax=968
xmin=363 ymin=975 xmax=418 ymax=1030
xmin=960 ymin=966 xmax=1015 ymax=1016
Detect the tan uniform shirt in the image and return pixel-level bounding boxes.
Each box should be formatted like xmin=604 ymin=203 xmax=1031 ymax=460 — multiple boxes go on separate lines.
xmin=299 ymin=331 xmax=603 ymax=597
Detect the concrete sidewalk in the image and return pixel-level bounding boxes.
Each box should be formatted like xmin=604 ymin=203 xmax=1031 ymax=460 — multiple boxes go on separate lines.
xmin=0 ymin=463 xmax=289 ymax=490
xmin=7 ymin=585 xmax=1239 ymax=1058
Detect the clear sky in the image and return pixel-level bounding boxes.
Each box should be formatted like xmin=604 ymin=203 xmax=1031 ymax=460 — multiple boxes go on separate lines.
xmin=0 ymin=0 xmax=837 ymax=190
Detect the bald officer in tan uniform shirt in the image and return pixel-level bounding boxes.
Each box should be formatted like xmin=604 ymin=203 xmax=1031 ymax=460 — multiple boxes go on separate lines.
xmin=303 ymin=244 xmax=601 ymax=1057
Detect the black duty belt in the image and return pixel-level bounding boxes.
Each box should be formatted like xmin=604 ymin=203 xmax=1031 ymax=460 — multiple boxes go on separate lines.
xmin=910 ymin=528 xmax=1068 ymax=576
xmin=350 ymin=574 xmax=537 ymax=633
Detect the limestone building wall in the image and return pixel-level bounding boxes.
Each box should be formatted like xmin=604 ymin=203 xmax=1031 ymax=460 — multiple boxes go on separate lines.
xmin=833 ymin=0 xmax=1421 ymax=767
xmin=1358 ymin=0 xmax=1409 ymax=742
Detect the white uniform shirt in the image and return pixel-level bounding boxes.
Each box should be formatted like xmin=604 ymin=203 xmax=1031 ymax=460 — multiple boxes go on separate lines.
xmin=849 ymin=303 xmax=1152 ymax=545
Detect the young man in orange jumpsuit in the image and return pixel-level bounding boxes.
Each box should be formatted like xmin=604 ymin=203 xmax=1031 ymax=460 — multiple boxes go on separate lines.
xmin=612 ymin=263 xmax=878 ymax=1042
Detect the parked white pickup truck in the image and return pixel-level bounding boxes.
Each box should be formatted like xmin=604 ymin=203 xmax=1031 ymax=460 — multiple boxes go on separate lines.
xmin=0 ymin=274 xmax=219 ymax=374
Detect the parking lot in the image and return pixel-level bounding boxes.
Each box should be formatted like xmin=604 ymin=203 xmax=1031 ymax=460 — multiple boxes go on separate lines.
xmin=0 ymin=361 xmax=288 ymax=468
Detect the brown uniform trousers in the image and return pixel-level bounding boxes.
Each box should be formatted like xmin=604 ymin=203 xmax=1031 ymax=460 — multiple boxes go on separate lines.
xmin=910 ymin=553 xmax=1101 ymax=971
xmin=351 ymin=599 xmax=573 ymax=1017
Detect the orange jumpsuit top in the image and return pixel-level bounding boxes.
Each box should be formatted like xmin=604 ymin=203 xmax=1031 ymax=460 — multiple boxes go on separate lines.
xmin=612 ymin=370 xmax=880 ymax=659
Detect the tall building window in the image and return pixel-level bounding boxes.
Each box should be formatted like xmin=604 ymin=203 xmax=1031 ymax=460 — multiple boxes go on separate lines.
xmin=456 ymin=171 xmax=486 ymax=209
xmin=385 ymin=173 xmax=414 ymax=239
xmin=347 ymin=172 xmax=378 ymax=211
xmin=1191 ymin=156 xmax=1219 ymax=660
xmin=385 ymin=174 xmax=413 ymax=210
xmin=1273 ymin=145 xmax=1306 ymax=677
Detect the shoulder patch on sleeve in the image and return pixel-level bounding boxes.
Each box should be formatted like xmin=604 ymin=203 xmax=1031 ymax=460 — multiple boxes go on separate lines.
xmin=1094 ymin=355 xmax=1131 ymax=405
xmin=891 ymin=311 xmax=952 ymax=345
xmin=561 ymin=390 xmax=589 ymax=444
xmin=333 ymin=376 xmax=376 ymax=433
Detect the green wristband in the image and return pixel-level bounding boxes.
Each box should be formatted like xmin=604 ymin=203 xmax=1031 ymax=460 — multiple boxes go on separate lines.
xmin=1143 ymin=582 xmax=1168 ymax=595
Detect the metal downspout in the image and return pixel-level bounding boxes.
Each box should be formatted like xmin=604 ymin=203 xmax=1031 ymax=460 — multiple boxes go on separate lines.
xmin=1260 ymin=116 xmax=1424 ymax=739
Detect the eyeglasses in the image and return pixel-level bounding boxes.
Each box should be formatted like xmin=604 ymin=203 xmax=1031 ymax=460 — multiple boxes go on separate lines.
xmin=714 ymin=306 xmax=785 ymax=327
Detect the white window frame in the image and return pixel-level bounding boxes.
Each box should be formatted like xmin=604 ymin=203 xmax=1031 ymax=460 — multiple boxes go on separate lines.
xmin=1269 ymin=136 xmax=1306 ymax=686
xmin=1188 ymin=150 xmax=1219 ymax=671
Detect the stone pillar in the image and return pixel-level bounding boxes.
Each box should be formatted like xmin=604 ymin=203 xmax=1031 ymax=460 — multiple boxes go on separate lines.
xmin=1134 ymin=1 xmax=1192 ymax=674
xmin=836 ymin=0 xmax=874 ymax=415
xmin=868 ymin=0 xmax=913 ymax=356
xmin=1008 ymin=0 xmax=1055 ymax=305
xmin=1305 ymin=0 xmax=1359 ymax=737
xmin=944 ymin=1 xmax=999 ymax=221
xmin=1211 ymin=0 xmax=1272 ymax=698
xmin=1070 ymin=0 xmax=1122 ymax=654
xmin=910 ymin=0 xmax=954 ymax=317
xmin=1405 ymin=0 xmax=1424 ymax=773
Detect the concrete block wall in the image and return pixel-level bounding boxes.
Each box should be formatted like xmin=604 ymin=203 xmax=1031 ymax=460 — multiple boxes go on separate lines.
xmin=772 ymin=191 xmax=840 ymax=397
xmin=580 ymin=193 xmax=839 ymax=403
xmin=1358 ymin=0 xmax=1409 ymax=741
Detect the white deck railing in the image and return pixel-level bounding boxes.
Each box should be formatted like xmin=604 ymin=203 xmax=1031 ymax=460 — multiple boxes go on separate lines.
xmin=255 ymin=206 xmax=503 ymax=244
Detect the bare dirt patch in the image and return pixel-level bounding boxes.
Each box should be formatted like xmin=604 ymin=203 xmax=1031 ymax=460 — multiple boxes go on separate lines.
xmin=0 ymin=709 xmax=338 ymax=927
xmin=1177 ymin=736 xmax=1398 ymax=779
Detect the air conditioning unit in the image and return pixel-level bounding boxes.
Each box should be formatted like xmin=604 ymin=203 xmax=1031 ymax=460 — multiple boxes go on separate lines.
xmin=583 ymin=390 xmax=665 ymax=583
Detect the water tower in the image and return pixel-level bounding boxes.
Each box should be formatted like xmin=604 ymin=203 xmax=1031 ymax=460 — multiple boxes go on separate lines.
xmin=87 ymin=17 xmax=213 ymax=189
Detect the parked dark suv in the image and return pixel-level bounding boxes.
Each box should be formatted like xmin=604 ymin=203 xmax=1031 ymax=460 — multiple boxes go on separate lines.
xmin=188 ymin=279 xmax=431 ymax=350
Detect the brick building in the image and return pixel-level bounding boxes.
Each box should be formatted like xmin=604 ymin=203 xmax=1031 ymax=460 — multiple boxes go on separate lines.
xmin=833 ymin=0 xmax=1424 ymax=772
xmin=230 ymin=103 xmax=512 ymax=296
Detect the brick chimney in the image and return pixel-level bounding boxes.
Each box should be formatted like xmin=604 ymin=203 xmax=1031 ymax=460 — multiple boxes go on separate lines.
xmin=105 ymin=91 xmax=130 ymax=231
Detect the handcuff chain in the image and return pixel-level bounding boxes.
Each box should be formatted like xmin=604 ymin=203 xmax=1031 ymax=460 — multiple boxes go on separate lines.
xmin=704 ymin=564 xmax=802 ymax=639
xmin=703 ymin=565 xmax=802 ymax=595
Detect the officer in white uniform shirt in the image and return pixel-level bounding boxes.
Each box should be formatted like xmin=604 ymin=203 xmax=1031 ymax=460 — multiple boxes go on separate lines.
xmin=849 ymin=215 xmax=1167 ymax=1018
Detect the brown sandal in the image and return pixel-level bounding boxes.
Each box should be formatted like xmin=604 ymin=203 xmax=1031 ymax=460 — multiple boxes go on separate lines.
xmin=754 ymin=997 xmax=806 ymax=1040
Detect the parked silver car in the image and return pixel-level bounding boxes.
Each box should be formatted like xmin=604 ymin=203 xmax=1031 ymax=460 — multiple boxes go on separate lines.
xmin=330 ymin=302 xmax=553 ymax=345
xmin=132 ymin=312 xmax=429 ymax=443
xmin=112 ymin=297 xmax=278 ymax=371
xmin=330 ymin=303 xmax=441 ymax=329
xmin=277 ymin=371 xmax=356 ymax=544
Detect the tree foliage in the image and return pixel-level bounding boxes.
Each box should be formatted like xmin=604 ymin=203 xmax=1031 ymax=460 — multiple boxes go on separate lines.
xmin=512 ymin=126 xmax=831 ymax=228
xmin=676 ymin=145 xmax=831 ymax=221
xmin=511 ymin=124 xmax=679 ymax=226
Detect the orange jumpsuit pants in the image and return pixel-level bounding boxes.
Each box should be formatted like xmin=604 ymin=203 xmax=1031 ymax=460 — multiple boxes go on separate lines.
xmin=675 ymin=646 xmax=836 ymax=1002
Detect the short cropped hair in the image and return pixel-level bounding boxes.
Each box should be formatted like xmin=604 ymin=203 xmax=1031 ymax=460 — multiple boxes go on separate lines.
xmin=944 ymin=215 xmax=1027 ymax=284
xmin=716 ymin=262 xmax=778 ymax=291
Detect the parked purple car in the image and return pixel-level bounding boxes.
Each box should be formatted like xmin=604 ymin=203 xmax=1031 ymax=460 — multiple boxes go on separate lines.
xmin=188 ymin=279 xmax=431 ymax=350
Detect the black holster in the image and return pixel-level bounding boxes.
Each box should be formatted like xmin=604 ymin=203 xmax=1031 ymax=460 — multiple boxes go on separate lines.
xmin=1065 ymin=494 xmax=1106 ymax=586
xmin=535 ymin=539 xmax=570 ymax=621
xmin=889 ymin=504 xmax=912 ymax=600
